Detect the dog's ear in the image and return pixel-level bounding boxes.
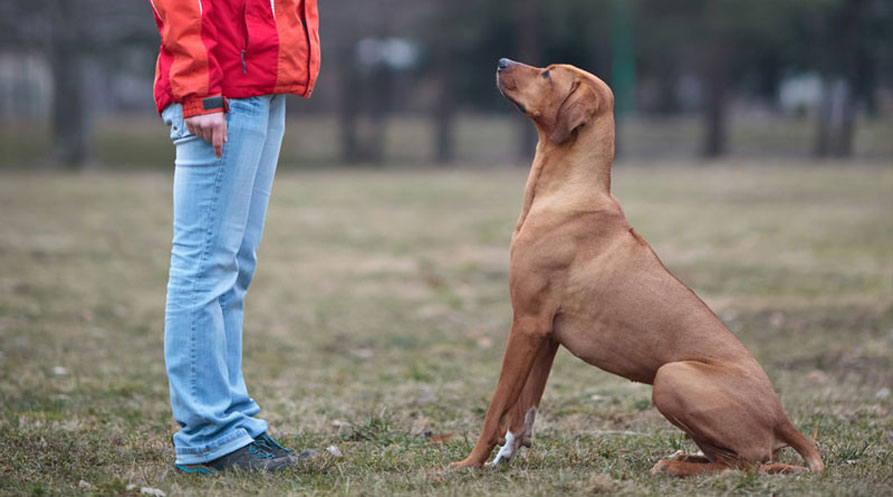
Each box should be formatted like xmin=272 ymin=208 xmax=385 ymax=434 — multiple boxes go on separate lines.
xmin=550 ymin=83 xmax=598 ymax=145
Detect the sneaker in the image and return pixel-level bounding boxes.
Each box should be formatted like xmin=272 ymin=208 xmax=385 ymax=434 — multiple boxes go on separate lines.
xmin=254 ymin=433 xmax=296 ymax=460
xmin=175 ymin=441 xmax=293 ymax=474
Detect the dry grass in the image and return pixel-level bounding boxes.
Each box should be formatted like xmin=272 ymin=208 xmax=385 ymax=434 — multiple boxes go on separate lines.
xmin=0 ymin=162 xmax=891 ymax=496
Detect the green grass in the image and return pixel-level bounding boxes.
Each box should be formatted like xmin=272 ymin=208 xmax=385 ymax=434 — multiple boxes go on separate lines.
xmin=1 ymin=162 xmax=891 ymax=495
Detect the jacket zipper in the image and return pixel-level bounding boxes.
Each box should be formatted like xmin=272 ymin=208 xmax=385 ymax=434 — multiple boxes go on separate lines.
xmin=241 ymin=0 xmax=249 ymax=74
xmin=301 ymin=1 xmax=312 ymax=95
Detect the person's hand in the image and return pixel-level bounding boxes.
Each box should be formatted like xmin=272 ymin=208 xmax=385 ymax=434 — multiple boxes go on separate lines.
xmin=185 ymin=112 xmax=228 ymax=158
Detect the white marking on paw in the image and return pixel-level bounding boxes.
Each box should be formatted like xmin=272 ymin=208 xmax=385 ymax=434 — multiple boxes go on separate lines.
xmin=490 ymin=406 xmax=538 ymax=467
xmin=491 ymin=430 xmax=518 ymax=466
xmin=520 ymin=406 xmax=537 ymax=442
xmin=666 ymin=449 xmax=705 ymax=460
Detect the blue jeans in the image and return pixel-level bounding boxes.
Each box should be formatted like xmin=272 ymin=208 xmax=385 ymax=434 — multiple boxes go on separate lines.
xmin=161 ymin=95 xmax=285 ymax=465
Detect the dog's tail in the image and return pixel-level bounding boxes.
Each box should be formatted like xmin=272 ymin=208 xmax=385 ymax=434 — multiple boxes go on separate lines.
xmin=777 ymin=420 xmax=824 ymax=473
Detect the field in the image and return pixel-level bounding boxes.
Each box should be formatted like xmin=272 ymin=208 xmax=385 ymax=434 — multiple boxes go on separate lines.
xmin=0 ymin=162 xmax=891 ymax=496
xmin=2 ymin=114 xmax=893 ymax=168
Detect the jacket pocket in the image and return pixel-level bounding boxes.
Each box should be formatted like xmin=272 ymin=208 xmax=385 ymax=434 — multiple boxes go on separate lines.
xmin=243 ymin=0 xmax=279 ymax=75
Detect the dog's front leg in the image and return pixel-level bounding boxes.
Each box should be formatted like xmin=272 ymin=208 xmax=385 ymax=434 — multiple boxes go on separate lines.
xmin=449 ymin=319 xmax=549 ymax=469
xmin=491 ymin=337 xmax=558 ymax=466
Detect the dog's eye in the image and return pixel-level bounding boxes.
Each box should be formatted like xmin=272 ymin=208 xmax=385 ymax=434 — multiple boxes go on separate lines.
xmin=541 ymin=70 xmax=551 ymax=80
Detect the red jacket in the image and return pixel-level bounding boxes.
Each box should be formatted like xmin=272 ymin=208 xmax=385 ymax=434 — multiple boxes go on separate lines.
xmin=149 ymin=0 xmax=321 ymax=117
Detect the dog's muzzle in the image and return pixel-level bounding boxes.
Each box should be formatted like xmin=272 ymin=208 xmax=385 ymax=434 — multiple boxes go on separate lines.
xmin=497 ymin=58 xmax=516 ymax=72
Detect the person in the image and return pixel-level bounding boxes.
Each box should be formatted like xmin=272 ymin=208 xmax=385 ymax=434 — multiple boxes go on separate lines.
xmin=148 ymin=0 xmax=320 ymax=474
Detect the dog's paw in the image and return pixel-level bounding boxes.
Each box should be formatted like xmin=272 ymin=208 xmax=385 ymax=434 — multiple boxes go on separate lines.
xmin=668 ymin=450 xmax=685 ymax=460
xmin=491 ymin=430 xmax=521 ymax=467
xmin=448 ymin=458 xmax=483 ymax=470
xmin=650 ymin=459 xmax=671 ymax=475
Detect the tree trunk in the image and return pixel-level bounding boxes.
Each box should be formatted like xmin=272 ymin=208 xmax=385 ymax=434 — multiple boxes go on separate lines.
xmin=50 ymin=1 xmax=90 ymax=169
xmin=702 ymin=62 xmax=728 ymax=158
xmin=434 ymin=68 xmax=455 ymax=165
xmin=367 ymin=64 xmax=391 ymax=165
xmin=699 ymin=1 xmax=733 ymax=160
xmin=433 ymin=0 xmax=455 ymax=165
xmin=655 ymin=73 xmax=679 ymax=116
xmin=831 ymin=0 xmax=864 ymax=157
xmin=813 ymin=76 xmax=833 ymax=158
xmin=515 ymin=0 xmax=540 ymax=161
xmin=832 ymin=80 xmax=856 ymax=157
xmin=813 ymin=0 xmax=864 ymax=158
xmin=610 ymin=0 xmax=635 ymax=158
xmin=337 ymin=42 xmax=361 ymax=164
xmin=701 ymin=39 xmax=731 ymax=159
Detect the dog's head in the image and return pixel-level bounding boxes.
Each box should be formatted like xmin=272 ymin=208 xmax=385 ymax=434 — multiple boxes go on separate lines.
xmin=496 ymin=59 xmax=613 ymax=145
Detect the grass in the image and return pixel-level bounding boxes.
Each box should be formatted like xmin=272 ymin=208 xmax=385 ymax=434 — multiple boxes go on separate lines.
xmin=0 ymin=162 xmax=891 ymax=496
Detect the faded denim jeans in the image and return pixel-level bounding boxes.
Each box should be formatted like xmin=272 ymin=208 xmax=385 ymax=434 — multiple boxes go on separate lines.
xmin=161 ymin=95 xmax=285 ymax=464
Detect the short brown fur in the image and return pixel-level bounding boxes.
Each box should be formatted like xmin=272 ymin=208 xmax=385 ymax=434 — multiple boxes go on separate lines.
xmin=449 ymin=60 xmax=824 ymax=477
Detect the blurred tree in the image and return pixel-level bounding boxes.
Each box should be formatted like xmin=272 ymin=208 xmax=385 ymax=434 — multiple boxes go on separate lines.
xmin=514 ymin=0 xmax=542 ymax=160
xmin=366 ymin=11 xmax=395 ymax=165
xmin=327 ymin=1 xmax=364 ymax=164
xmin=610 ymin=0 xmax=636 ymax=157
xmin=419 ymin=0 xmax=515 ymax=164
xmin=700 ymin=1 xmax=732 ymax=158
xmin=431 ymin=0 xmax=457 ymax=165
xmin=610 ymin=0 xmax=636 ymax=118
xmin=632 ymin=0 xmax=870 ymax=159
xmin=327 ymin=0 xmax=377 ymax=164
xmin=830 ymin=0 xmax=865 ymax=157
xmin=810 ymin=0 xmax=872 ymax=158
xmin=327 ymin=0 xmax=432 ymax=165
xmin=1 ymin=0 xmax=887 ymax=167
xmin=48 ymin=0 xmax=91 ymax=168
xmin=859 ymin=0 xmax=893 ymax=119
xmin=0 ymin=0 xmax=153 ymax=169
xmin=767 ymin=0 xmax=887 ymax=158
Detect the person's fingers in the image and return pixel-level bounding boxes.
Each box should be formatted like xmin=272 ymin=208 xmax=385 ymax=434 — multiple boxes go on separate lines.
xmin=198 ymin=125 xmax=210 ymax=144
xmin=184 ymin=113 xmax=225 ymax=149
xmin=222 ymin=119 xmax=228 ymax=143
xmin=191 ymin=122 xmax=203 ymax=141
xmin=212 ymin=124 xmax=224 ymax=158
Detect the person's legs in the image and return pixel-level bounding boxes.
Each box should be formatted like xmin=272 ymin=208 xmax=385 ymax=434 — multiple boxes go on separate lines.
xmin=219 ymin=94 xmax=286 ymax=434
xmin=162 ymin=97 xmax=274 ymax=465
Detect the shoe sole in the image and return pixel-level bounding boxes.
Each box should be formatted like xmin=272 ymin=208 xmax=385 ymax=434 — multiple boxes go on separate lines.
xmin=175 ymin=464 xmax=217 ymax=476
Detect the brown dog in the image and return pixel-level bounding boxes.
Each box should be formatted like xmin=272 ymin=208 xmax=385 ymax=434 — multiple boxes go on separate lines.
xmin=448 ymin=59 xmax=824 ymax=477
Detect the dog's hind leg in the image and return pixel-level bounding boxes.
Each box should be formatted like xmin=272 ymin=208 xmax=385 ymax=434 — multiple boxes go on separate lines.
xmin=669 ymin=453 xmax=711 ymax=463
xmin=650 ymin=459 xmax=730 ymax=477
xmin=650 ymin=361 xmax=786 ymax=477
xmin=758 ymin=463 xmax=809 ymax=474
xmin=652 ymin=456 xmax=809 ymax=476
xmin=492 ymin=338 xmax=559 ymax=466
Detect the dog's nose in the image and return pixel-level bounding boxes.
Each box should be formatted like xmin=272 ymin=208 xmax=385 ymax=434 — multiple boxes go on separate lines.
xmin=497 ymin=58 xmax=515 ymax=71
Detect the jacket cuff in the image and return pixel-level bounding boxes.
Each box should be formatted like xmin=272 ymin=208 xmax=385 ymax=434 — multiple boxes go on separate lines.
xmin=182 ymin=94 xmax=228 ymax=118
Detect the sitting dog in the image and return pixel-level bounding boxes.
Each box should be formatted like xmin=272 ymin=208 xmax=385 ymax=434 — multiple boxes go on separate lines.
xmin=449 ymin=59 xmax=823 ymax=477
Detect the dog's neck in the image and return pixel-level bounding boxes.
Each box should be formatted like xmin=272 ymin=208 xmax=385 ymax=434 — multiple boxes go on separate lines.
xmin=514 ymin=114 xmax=615 ymax=234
